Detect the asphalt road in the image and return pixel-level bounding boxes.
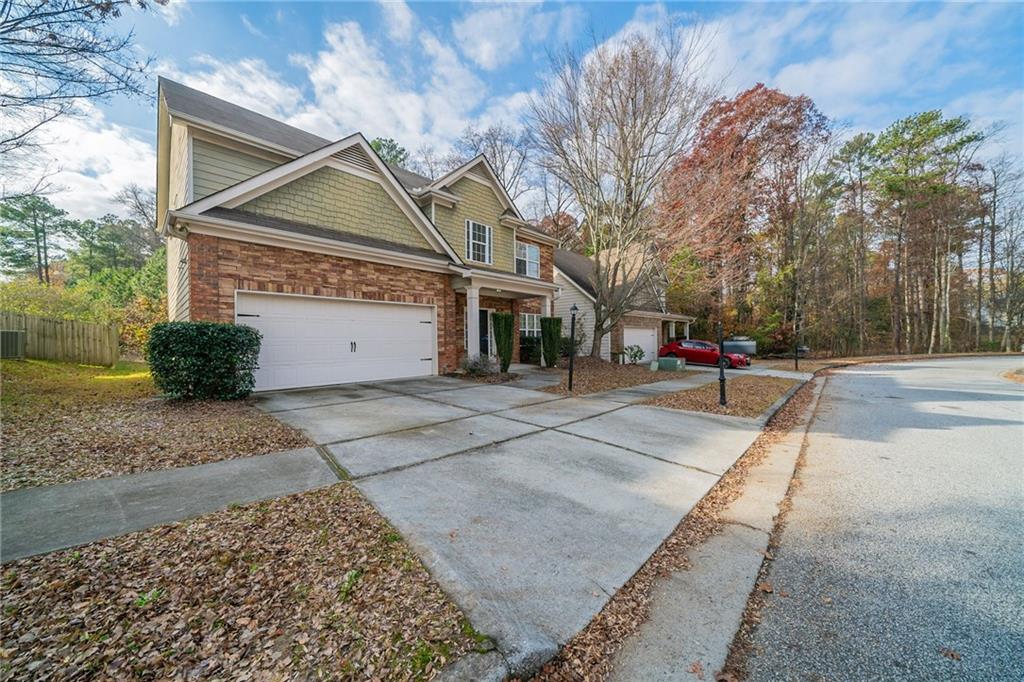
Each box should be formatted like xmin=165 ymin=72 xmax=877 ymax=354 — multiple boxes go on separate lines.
xmin=744 ymin=357 xmax=1024 ymax=681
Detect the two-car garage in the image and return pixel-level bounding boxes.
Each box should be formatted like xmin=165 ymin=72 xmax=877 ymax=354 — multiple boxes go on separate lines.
xmin=235 ymin=292 xmax=436 ymax=392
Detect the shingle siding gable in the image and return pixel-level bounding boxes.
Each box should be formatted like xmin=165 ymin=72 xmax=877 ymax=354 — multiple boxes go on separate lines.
xmin=433 ymin=177 xmax=514 ymax=271
xmin=238 ymin=166 xmax=433 ymax=251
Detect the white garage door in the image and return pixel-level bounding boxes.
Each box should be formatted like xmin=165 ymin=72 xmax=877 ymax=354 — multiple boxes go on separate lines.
xmin=623 ymin=326 xmax=658 ymax=363
xmin=236 ymin=292 xmax=435 ymax=391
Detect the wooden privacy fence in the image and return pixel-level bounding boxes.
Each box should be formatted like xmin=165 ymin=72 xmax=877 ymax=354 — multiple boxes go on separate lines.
xmin=0 ymin=312 xmax=119 ymax=366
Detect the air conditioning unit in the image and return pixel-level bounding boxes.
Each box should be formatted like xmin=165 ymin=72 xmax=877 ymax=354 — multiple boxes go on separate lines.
xmin=1 ymin=330 xmax=26 ymax=359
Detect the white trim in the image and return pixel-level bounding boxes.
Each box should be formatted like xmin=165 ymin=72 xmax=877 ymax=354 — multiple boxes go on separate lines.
xmin=169 ymin=210 xmax=452 ymax=274
xmin=515 ymin=240 xmax=541 ymax=279
xmin=465 ymin=219 xmax=493 ymax=265
xmin=624 ymin=310 xmax=695 ymax=322
xmin=168 ymin=109 xmax=304 ymax=158
xmin=234 ymin=289 xmax=439 ymax=384
xmin=178 ymin=134 xmax=460 ymax=262
xmin=428 ymin=156 xmax=524 ymax=220
xmin=554 ymin=266 xmax=597 ymax=303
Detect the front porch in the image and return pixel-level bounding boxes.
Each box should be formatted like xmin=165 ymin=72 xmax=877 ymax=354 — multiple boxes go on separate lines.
xmin=451 ymin=269 xmax=559 ymax=365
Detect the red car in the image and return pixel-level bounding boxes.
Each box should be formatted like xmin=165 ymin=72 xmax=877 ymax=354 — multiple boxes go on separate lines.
xmin=658 ymin=339 xmax=751 ymax=368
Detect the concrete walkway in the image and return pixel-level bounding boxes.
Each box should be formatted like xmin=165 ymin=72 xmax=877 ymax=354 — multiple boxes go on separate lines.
xmin=0 ymin=447 xmax=338 ymax=561
xmin=259 ymin=371 xmax=785 ymax=677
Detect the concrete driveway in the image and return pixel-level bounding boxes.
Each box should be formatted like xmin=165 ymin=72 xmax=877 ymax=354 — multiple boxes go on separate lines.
xmin=259 ymin=371 xmax=767 ymax=676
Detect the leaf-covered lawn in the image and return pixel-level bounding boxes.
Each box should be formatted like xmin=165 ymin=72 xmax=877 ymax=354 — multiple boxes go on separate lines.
xmin=643 ymin=375 xmax=798 ymax=418
xmin=0 ymin=484 xmax=481 ymax=680
xmin=541 ymin=357 xmax=693 ymax=396
xmin=0 ymin=359 xmax=310 ymax=491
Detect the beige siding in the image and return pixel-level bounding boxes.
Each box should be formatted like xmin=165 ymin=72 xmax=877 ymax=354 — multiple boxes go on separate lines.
xmin=554 ymin=270 xmax=611 ymax=360
xmin=168 ymin=122 xmax=192 ymax=209
xmin=192 ymin=138 xmax=278 ymax=200
xmin=166 ymin=236 xmax=190 ymax=321
xmin=239 ymin=166 xmax=434 ymax=250
xmin=433 ymin=176 xmax=515 ymax=272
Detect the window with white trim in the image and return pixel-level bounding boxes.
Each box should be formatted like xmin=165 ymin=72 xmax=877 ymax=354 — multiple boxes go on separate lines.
xmin=520 ymin=313 xmax=541 ymax=337
xmin=515 ymin=242 xmax=540 ymax=278
xmin=465 ymin=220 xmax=492 ymax=264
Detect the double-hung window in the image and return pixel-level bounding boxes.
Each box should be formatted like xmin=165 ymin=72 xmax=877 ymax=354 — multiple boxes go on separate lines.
xmin=520 ymin=313 xmax=541 ymax=337
xmin=466 ymin=220 xmax=492 ymax=264
xmin=515 ymin=242 xmax=540 ymax=278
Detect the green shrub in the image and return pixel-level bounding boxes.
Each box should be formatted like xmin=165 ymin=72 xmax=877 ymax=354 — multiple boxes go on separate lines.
xmin=146 ymin=322 xmax=262 ymax=400
xmin=540 ymin=317 xmax=562 ymax=368
xmin=623 ymin=344 xmax=645 ymax=364
xmin=519 ymin=335 xmax=542 ymax=364
xmin=492 ymin=312 xmax=514 ymax=373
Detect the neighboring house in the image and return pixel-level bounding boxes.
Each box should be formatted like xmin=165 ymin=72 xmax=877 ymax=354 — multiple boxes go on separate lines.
xmin=553 ymin=248 xmax=693 ymax=363
xmin=156 ymin=78 xmax=558 ymax=391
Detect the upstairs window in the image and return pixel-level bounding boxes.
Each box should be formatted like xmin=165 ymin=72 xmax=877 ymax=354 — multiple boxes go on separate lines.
xmin=466 ymin=220 xmax=492 ymax=264
xmin=515 ymin=242 xmax=540 ymax=278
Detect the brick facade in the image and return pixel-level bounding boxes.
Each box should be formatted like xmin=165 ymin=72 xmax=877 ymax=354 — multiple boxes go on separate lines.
xmin=187 ymin=233 xmax=461 ymax=373
xmin=611 ymin=314 xmax=664 ymax=356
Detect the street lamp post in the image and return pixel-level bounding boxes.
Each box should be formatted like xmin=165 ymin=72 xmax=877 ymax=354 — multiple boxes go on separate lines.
xmin=568 ymin=304 xmax=578 ymax=392
xmin=718 ymin=320 xmax=727 ymax=406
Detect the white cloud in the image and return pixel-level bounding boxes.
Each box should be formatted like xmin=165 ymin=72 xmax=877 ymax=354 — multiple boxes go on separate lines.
xmin=37 ymin=104 xmax=156 ymax=220
xmin=288 ymin=21 xmax=498 ymax=150
xmin=161 ymin=56 xmax=305 ymax=121
xmin=240 ymin=14 xmax=267 ymax=40
xmin=947 ymin=87 xmax=1024 ymax=161
xmin=157 ymin=0 xmax=188 ymax=27
xmin=377 ymin=0 xmax=415 ymax=44
xmin=452 ymin=2 xmax=583 ymax=71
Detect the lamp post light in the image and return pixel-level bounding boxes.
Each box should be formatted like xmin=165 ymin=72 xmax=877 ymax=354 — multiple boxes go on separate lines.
xmin=568 ymin=303 xmax=578 ymax=392
xmin=717 ymin=320 xmax=727 ymax=407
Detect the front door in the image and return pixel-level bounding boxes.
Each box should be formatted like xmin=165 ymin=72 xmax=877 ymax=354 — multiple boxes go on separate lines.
xmin=478 ymin=310 xmax=490 ymax=355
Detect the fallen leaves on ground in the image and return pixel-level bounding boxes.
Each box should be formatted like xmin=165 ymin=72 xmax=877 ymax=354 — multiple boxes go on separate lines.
xmin=529 ymin=380 xmax=817 ymax=682
xmin=939 ymin=647 xmax=963 ymax=661
xmin=1001 ymin=368 xmax=1024 ymax=384
xmin=0 ymin=484 xmax=479 ymax=679
xmin=449 ymin=371 xmax=521 ymax=385
xmin=1 ymin=359 xmax=311 ymax=492
xmin=643 ymin=376 xmax=797 ymax=418
xmin=541 ymin=357 xmax=694 ymax=396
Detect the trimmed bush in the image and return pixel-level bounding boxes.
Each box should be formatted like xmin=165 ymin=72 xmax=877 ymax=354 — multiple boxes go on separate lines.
xmin=540 ymin=316 xmax=562 ymax=368
xmin=519 ymin=335 xmax=542 ymax=364
xmin=460 ymin=354 xmax=495 ymax=376
xmin=491 ymin=312 xmax=514 ymax=373
xmin=147 ymin=321 xmax=262 ymax=400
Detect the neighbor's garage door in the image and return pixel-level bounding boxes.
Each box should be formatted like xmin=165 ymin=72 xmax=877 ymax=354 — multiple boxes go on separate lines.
xmin=623 ymin=326 xmax=658 ymax=363
xmin=236 ymin=292 xmax=435 ymax=391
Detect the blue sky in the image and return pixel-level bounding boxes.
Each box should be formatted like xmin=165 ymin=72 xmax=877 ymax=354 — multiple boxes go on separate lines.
xmin=42 ymin=1 xmax=1024 ymax=219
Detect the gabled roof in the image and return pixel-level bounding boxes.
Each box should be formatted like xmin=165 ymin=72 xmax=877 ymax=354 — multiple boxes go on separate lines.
xmin=555 ymin=249 xmax=598 ymax=299
xmin=172 ymin=133 xmax=461 ymax=262
xmin=159 ymin=77 xmax=432 ymax=193
xmin=426 ymin=155 xmax=524 ymax=220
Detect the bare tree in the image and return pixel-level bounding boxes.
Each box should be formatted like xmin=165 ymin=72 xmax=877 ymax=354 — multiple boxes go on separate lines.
xmin=447 ymin=123 xmax=532 ymax=200
xmin=112 ymin=183 xmax=162 ymax=253
xmin=0 ymin=0 xmax=161 ymax=198
xmin=408 ymin=144 xmax=445 ymax=180
xmin=531 ymin=22 xmax=715 ymax=356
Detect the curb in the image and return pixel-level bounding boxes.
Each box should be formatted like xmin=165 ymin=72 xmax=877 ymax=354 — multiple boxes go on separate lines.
xmin=440 ymin=375 xmax=822 ymax=680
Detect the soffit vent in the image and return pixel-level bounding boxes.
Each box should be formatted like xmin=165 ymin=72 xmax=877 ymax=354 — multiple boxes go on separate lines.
xmin=332 ymin=145 xmax=378 ymax=174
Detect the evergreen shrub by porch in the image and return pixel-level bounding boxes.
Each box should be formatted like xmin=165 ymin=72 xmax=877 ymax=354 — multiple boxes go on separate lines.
xmin=540 ymin=316 xmax=562 ymax=368
xmin=491 ymin=312 xmax=514 ymax=373
xmin=147 ymin=322 xmax=262 ymax=400
xmin=519 ymin=335 xmax=542 ymax=364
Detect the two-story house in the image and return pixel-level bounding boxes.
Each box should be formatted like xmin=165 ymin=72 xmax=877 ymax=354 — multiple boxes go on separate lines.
xmin=553 ymin=248 xmax=693 ymax=363
xmin=156 ymin=78 xmax=558 ymax=391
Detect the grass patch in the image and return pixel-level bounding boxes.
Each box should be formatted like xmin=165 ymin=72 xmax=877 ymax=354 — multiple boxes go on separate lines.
xmin=643 ymin=375 xmax=798 ymax=418
xmin=1 ymin=359 xmax=153 ymax=414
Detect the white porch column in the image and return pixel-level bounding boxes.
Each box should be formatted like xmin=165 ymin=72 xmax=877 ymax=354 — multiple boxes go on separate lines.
xmin=543 ymin=295 xmax=552 ymax=317
xmin=669 ymin=321 xmax=676 ymax=340
xmin=685 ymin=321 xmax=691 ymax=339
xmin=466 ymin=285 xmax=481 ymax=358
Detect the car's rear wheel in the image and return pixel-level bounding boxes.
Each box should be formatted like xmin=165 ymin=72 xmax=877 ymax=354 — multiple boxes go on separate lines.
xmin=665 ymin=352 xmax=677 ymax=357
